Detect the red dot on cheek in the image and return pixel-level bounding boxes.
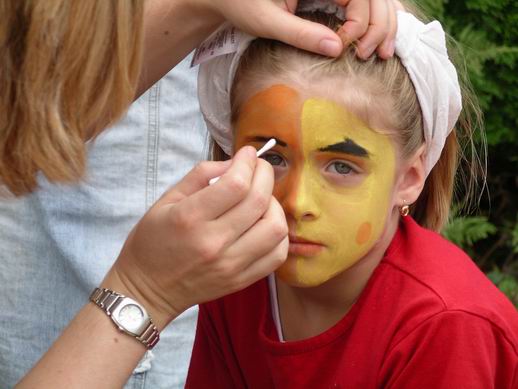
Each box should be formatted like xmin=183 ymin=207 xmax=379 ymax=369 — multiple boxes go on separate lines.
xmin=356 ymin=222 xmax=372 ymax=245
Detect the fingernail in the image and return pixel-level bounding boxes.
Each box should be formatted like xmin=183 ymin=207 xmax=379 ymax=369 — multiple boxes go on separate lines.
xmin=243 ymin=145 xmax=257 ymax=159
xmin=337 ymin=29 xmax=353 ymax=47
xmin=319 ymin=39 xmax=341 ymax=57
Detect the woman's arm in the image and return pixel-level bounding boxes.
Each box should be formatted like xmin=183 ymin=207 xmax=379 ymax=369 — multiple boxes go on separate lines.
xmin=136 ymin=0 xmax=222 ymax=96
xmin=15 ymin=285 xmax=156 ymax=388
xmin=17 ymin=149 xmax=288 ymax=388
xmin=137 ymin=0 xmax=399 ymax=96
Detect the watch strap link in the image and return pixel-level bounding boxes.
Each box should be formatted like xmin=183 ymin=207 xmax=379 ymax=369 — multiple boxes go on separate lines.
xmin=90 ymin=287 xmax=160 ymax=349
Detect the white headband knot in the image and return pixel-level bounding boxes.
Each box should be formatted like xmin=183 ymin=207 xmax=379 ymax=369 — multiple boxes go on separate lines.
xmin=194 ymin=3 xmax=462 ymax=176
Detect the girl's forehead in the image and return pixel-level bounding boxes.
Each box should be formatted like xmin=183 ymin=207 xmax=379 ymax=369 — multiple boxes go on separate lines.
xmin=235 ymin=83 xmax=391 ymax=161
xmin=238 ymin=83 xmax=301 ymax=115
xmin=237 ymin=83 xmax=371 ymax=135
xmin=236 ymin=78 xmax=395 ymax=136
xmin=239 ymin=82 xmax=364 ymax=122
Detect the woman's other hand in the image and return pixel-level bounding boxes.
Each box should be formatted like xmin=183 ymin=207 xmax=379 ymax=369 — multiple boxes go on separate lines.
xmin=199 ymin=0 xmax=401 ymax=58
xmin=104 ymin=146 xmax=289 ymax=328
xmin=141 ymin=0 xmax=402 ymax=95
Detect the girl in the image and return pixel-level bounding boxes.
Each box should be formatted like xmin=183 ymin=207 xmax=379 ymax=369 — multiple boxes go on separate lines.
xmin=187 ymin=4 xmax=518 ymax=388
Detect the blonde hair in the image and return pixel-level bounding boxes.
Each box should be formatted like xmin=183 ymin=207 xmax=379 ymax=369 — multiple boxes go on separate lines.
xmin=224 ymin=11 xmax=485 ymax=232
xmin=0 ymin=0 xmax=144 ymax=196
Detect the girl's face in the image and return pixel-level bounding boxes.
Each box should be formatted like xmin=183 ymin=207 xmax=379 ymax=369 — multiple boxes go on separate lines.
xmin=234 ymin=84 xmax=397 ymax=287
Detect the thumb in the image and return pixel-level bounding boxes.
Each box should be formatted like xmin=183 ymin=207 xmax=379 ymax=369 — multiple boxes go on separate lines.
xmin=254 ymin=2 xmax=343 ymax=57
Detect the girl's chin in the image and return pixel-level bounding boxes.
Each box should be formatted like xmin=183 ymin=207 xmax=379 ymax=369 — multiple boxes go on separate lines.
xmin=275 ymin=258 xmax=332 ymax=288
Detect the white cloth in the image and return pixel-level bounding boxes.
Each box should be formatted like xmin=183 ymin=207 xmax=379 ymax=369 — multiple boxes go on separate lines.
xmin=395 ymin=12 xmax=461 ymax=175
xmin=197 ymin=24 xmax=254 ymax=155
xmin=196 ymin=2 xmax=462 ymax=175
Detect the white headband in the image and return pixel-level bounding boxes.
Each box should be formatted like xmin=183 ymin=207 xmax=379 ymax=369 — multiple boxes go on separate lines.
xmin=195 ymin=2 xmax=462 ymax=176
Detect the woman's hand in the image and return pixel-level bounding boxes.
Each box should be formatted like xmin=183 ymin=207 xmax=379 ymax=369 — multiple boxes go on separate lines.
xmin=199 ymin=0 xmax=401 ymax=58
xmin=140 ymin=0 xmax=402 ymax=94
xmin=104 ymin=146 xmax=289 ymax=328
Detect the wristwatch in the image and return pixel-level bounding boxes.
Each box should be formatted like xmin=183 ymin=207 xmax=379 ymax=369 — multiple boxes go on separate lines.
xmin=90 ymin=287 xmax=160 ymax=349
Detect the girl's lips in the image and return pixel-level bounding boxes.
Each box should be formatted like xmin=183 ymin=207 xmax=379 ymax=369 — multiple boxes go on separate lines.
xmin=288 ymin=235 xmax=325 ymax=257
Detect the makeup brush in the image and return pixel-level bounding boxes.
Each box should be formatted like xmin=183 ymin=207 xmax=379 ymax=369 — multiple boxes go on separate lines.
xmin=209 ymin=138 xmax=277 ymax=185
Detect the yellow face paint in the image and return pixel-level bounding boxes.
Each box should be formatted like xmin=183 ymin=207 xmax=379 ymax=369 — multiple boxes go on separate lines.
xmin=235 ymin=84 xmax=396 ymax=287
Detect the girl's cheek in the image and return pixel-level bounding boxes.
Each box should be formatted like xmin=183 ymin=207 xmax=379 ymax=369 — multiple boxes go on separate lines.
xmin=273 ymin=178 xmax=289 ymax=203
xmin=274 ymin=170 xmax=301 ymax=214
xmin=355 ymin=221 xmax=372 ymax=245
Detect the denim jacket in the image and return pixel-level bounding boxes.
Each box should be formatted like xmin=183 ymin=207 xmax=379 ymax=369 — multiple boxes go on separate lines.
xmin=0 ymin=56 xmax=208 ymax=388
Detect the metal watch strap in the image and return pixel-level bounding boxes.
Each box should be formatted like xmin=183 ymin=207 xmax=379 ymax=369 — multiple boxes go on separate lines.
xmin=90 ymin=287 xmax=160 ymax=349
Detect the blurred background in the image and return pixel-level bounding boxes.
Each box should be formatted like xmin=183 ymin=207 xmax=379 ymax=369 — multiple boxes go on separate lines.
xmin=412 ymin=0 xmax=517 ymax=306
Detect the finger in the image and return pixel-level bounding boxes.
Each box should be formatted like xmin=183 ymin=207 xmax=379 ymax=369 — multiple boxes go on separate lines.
xmin=393 ymin=0 xmax=405 ymax=11
xmin=337 ymin=0 xmax=369 ymax=47
xmin=356 ymin=0 xmax=390 ymax=59
xmin=214 ymin=159 xmax=275 ymax=244
xmin=253 ymin=2 xmax=343 ymax=57
xmin=234 ymin=235 xmax=289 ymax=291
xmin=176 ymin=146 xmax=259 ymax=221
xmin=376 ymin=0 xmax=397 ymax=59
xmin=225 ymin=197 xmax=288 ymax=272
xmin=283 ymin=0 xmax=297 ymax=13
xmin=156 ymin=159 xmax=232 ymax=205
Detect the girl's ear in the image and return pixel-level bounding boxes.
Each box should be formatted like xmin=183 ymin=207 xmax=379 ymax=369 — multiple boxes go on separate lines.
xmin=394 ymin=144 xmax=427 ymax=206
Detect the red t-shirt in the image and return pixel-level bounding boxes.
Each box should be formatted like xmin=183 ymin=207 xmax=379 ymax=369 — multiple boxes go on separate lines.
xmin=186 ymin=217 xmax=518 ymax=388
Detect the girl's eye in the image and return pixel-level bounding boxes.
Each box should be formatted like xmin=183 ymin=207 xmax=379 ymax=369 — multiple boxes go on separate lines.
xmin=327 ymin=161 xmax=354 ymax=175
xmin=261 ymin=152 xmax=286 ymax=167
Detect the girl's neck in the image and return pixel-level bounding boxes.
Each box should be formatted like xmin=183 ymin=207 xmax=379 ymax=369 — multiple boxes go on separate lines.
xmin=276 ymin=213 xmax=400 ymax=341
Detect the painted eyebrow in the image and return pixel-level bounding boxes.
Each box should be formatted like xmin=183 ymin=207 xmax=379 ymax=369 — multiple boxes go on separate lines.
xmin=246 ymin=136 xmax=287 ymax=147
xmin=318 ymin=138 xmax=369 ymax=158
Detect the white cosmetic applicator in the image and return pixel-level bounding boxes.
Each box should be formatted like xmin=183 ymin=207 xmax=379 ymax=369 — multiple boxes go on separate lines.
xmin=209 ymin=138 xmax=277 ymax=185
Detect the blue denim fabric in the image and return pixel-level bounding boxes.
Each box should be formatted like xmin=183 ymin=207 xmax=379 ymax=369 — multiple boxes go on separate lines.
xmin=0 ymin=56 xmax=209 ymax=388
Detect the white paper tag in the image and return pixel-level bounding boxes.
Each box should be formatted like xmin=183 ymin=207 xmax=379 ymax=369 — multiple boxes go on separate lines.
xmin=191 ymin=24 xmax=244 ymax=67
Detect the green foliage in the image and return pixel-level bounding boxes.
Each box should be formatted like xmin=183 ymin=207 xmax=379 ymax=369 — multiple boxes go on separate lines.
xmin=442 ymin=214 xmax=518 ymax=306
xmin=412 ymin=0 xmax=518 ymax=304
xmin=442 ymin=216 xmax=496 ymax=248
xmin=417 ymin=0 xmax=518 ymax=145
xmin=487 ymin=267 xmax=518 ymax=307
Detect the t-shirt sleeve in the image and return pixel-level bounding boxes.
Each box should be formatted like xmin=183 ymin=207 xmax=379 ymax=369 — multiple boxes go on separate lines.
xmin=379 ymin=310 xmax=518 ymax=389
xmin=185 ymin=303 xmax=244 ymax=389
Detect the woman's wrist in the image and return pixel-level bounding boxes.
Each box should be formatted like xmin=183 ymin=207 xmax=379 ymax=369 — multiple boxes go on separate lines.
xmin=189 ymin=0 xmax=225 ymax=28
xmin=100 ymin=264 xmax=180 ymax=331
xmin=18 ymin=300 xmax=149 ymax=388
xmin=138 ymin=0 xmax=224 ymax=96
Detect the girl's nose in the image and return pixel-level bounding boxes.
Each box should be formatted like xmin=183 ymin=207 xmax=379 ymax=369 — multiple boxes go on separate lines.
xmin=281 ymin=169 xmax=320 ymax=222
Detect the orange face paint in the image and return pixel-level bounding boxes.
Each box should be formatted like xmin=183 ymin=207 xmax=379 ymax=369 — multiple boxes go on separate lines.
xmin=234 ymin=84 xmax=396 ymax=287
xmin=356 ymin=222 xmax=372 ymax=246
xmin=234 ymin=84 xmax=303 ymax=203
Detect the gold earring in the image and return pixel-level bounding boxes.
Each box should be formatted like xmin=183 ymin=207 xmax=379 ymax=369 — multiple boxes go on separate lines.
xmin=400 ymin=201 xmax=410 ymax=217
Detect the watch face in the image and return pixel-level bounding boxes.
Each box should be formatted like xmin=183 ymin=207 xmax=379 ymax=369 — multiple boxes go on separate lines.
xmin=118 ymin=304 xmax=144 ymax=328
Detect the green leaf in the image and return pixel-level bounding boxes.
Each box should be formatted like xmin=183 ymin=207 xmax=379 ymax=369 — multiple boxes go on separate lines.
xmin=442 ymin=216 xmax=497 ymax=248
xmin=498 ymin=276 xmax=518 ymax=303
xmin=486 ymin=267 xmax=518 ymax=307
xmin=487 ymin=267 xmax=505 ymax=284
